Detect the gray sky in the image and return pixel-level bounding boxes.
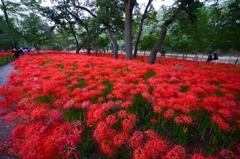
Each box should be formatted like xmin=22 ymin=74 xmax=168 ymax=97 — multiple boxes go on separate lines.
xmin=41 ymin=0 xmax=174 ymax=8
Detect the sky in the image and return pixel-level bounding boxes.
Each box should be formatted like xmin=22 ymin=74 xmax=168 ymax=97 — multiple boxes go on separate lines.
xmin=41 ymin=0 xmax=175 ymax=8
xmin=138 ymin=0 xmax=174 ymax=8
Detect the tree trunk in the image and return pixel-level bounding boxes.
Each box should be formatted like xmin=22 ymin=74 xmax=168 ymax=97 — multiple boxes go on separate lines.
xmin=87 ymin=48 xmax=91 ymax=55
xmin=76 ymin=46 xmax=81 ymax=54
xmin=105 ymin=25 xmax=118 ymax=59
xmin=133 ymin=0 xmax=152 ymax=58
xmin=148 ymin=25 xmax=167 ymax=64
xmin=148 ymin=0 xmax=194 ymax=64
xmin=124 ymin=0 xmax=136 ymax=60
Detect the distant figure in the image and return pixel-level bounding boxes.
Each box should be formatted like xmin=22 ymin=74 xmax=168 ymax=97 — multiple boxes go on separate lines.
xmin=12 ymin=47 xmax=20 ymax=58
xmin=19 ymin=48 xmax=24 ymax=56
xmin=213 ymin=53 xmax=218 ymax=60
xmin=206 ymin=52 xmax=213 ymax=62
xmin=213 ymin=53 xmax=218 ymax=63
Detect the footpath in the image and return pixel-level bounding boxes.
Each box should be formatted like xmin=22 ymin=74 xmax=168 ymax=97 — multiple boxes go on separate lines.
xmin=0 ymin=62 xmax=16 ymax=159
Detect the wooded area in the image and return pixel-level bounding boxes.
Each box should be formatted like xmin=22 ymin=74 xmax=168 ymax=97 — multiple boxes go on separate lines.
xmin=0 ymin=0 xmax=239 ymax=64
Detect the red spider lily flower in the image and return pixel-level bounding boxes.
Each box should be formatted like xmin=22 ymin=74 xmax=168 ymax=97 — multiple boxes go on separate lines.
xmin=58 ymin=138 xmax=78 ymax=158
xmin=172 ymin=145 xmax=186 ymax=157
xmin=93 ymin=108 xmax=105 ymax=121
xmin=174 ymin=116 xmax=183 ymax=124
xmin=142 ymin=92 xmax=150 ymax=99
xmin=143 ymin=138 xmax=168 ymax=158
xmin=128 ymin=113 xmax=137 ymax=123
xmin=163 ymin=149 xmax=181 ymax=159
xmin=192 ymin=153 xmax=206 ymax=159
xmin=118 ymin=110 xmax=128 ymax=118
xmin=107 ymin=93 xmax=114 ymax=99
xmin=152 ymin=104 xmax=162 ymax=113
xmin=164 ymin=109 xmax=175 ymax=119
xmin=144 ymin=130 xmax=157 ymax=139
xmin=113 ymin=132 xmax=127 ymax=147
xmin=218 ymin=108 xmax=233 ymax=119
xmin=236 ymin=144 xmax=240 ymax=154
xmin=180 ymin=115 xmax=193 ymax=125
xmin=150 ymin=118 xmax=159 ymax=124
xmin=133 ymin=147 xmax=149 ymax=159
xmin=48 ymin=109 xmax=63 ymax=123
xmin=106 ymin=114 xmax=117 ymax=126
xmin=206 ymin=157 xmax=218 ymax=159
xmin=93 ymin=123 xmax=107 ymax=142
xmin=100 ymin=141 xmax=116 ymax=156
xmin=211 ymin=114 xmax=231 ymax=131
xmin=30 ymin=107 xmax=47 ymax=121
xmin=122 ymin=119 xmax=133 ymax=132
xmin=130 ymin=131 xmax=144 ymax=149
xmin=219 ymin=149 xmax=235 ymax=159
xmin=98 ymin=97 xmax=104 ymax=103
xmin=121 ymin=100 xmax=133 ymax=109
xmin=78 ymin=100 xmax=91 ymax=109
xmin=12 ymin=124 xmax=26 ymax=139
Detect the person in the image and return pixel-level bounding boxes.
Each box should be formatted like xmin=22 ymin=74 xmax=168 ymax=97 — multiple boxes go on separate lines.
xmin=213 ymin=53 xmax=218 ymax=60
xmin=213 ymin=53 xmax=218 ymax=63
xmin=18 ymin=48 xmax=24 ymax=56
xmin=206 ymin=52 xmax=213 ymax=62
xmin=12 ymin=47 xmax=20 ymax=58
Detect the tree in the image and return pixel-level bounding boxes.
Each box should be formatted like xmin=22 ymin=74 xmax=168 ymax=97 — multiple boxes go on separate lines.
xmin=0 ymin=0 xmax=22 ymax=49
xmin=69 ymin=0 xmax=124 ymax=58
xmin=148 ymin=0 xmax=194 ymax=64
xmin=133 ymin=0 xmax=154 ymax=58
xmin=139 ymin=34 xmax=158 ymax=55
xmin=123 ymin=0 xmax=136 ymax=60
xmin=21 ymin=13 xmax=53 ymax=51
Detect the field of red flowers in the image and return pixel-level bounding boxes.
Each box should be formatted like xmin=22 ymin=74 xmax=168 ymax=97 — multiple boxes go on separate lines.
xmin=0 ymin=51 xmax=239 ymax=159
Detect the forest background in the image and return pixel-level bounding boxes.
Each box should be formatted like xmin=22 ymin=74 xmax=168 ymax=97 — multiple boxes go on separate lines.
xmin=0 ymin=0 xmax=239 ymax=64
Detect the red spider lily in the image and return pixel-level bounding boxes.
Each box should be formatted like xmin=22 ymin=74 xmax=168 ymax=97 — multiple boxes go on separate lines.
xmin=163 ymin=149 xmax=181 ymax=159
xmin=172 ymin=145 xmax=186 ymax=157
xmin=121 ymin=100 xmax=133 ymax=109
xmin=130 ymin=131 xmax=144 ymax=149
xmin=152 ymin=104 xmax=162 ymax=113
xmin=144 ymin=130 xmax=157 ymax=139
xmin=117 ymin=110 xmax=128 ymax=119
xmin=106 ymin=114 xmax=117 ymax=126
xmin=192 ymin=153 xmax=206 ymax=159
xmin=1 ymin=52 xmax=240 ymax=158
xmin=142 ymin=92 xmax=150 ymax=99
xmin=133 ymin=147 xmax=149 ymax=159
xmin=164 ymin=109 xmax=175 ymax=119
xmin=100 ymin=141 xmax=116 ymax=156
xmin=180 ymin=115 xmax=193 ymax=125
xmin=211 ymin=114 xmax=231 ymax=131
xmin=150 ymin=118 xmax=159 ymax=124
xmin=219 ymin=149 xmax=236 ymax=159
xmin=113 ymin=132 xmax=127 ymax=147
xmin=122 ymin=118 xmax=134 ymax=132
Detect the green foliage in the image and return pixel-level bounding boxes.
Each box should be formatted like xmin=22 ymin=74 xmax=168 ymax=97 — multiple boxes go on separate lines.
xmin=180 ymin=86 xmax=190 ymax=93
xmin=63 ymin=108 xmax=86 ymax=122
xmin=0 ymin=56 xmax=15 ymax=65
xmin=69 ymin=79 xmax=86 ymax=91
xmin=130 ymin=94 xmax=154 ymax=131
xmin=34 ymin=95 xmax=51 ymax=104
xmin=144 ymin=70 xmax=156 ymax=80
xmin=139 ymin=34 xmax=158 ymax=51
xmin=21 ymin=13 xmax=54 ymax=51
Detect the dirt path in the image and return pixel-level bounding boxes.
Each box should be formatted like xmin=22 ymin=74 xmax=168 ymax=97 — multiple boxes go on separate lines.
xmin=0 ymin=62 xmax=17 ymax=159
